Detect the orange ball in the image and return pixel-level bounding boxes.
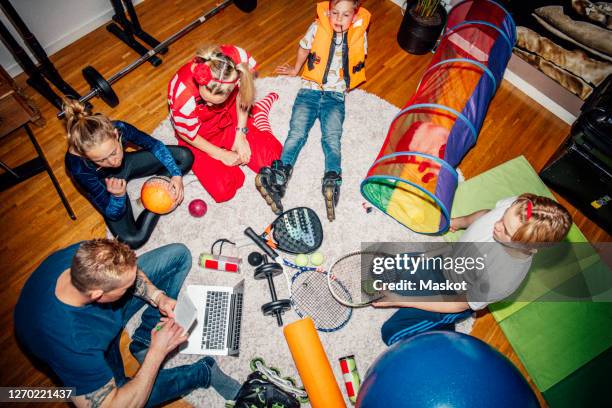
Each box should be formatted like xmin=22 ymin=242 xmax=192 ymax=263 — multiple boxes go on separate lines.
xmin=140 ymin=176 xmax=177 ymax=214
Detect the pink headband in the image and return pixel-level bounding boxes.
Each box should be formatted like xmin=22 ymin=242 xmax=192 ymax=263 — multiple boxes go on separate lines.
xmin=193 ymin=63 xmax=238 ymax=86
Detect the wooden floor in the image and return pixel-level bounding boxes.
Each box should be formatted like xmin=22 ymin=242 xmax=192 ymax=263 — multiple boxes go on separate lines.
xmin=1 ymin=0 xmax=609 ymax=406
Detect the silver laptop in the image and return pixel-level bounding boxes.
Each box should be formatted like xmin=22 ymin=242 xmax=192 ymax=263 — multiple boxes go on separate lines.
xmin=180 ymin=280 xmax=244 ymax=356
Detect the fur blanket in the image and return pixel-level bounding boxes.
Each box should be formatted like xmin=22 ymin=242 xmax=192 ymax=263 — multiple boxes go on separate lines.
xmin=534 ymin=5 xmax=612 ymax=60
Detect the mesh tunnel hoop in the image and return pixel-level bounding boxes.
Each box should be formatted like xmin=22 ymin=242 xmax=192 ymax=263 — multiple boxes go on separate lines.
xmin=361 ymin=0 xmax=516 ymax=234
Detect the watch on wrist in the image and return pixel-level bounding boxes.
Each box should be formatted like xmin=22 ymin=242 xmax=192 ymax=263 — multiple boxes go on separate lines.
xmin=235 ymin=126 xmax=249 ymax=134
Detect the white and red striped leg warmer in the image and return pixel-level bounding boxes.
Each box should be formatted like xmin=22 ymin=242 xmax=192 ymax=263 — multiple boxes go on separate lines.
xmin=251 ymin=92 xmax=279 ymax=133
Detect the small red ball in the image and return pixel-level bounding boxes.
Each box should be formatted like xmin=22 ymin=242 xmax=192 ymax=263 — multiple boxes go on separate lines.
xmin=188 ymin=199 xmax=207 ymax=217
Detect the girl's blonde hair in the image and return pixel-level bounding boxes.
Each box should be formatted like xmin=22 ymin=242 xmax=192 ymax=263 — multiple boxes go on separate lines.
xmin=195 ymin=45 xmax=255 ymax=107
xmin=63 ymin=99 xmax=116 ymax=156
xmin=511 ymin=193 xmax=572 ymax=243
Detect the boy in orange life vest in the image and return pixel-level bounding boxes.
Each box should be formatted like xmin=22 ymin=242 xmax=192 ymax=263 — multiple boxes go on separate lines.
xmin=256 ymin=0 xmax=370 ymax=221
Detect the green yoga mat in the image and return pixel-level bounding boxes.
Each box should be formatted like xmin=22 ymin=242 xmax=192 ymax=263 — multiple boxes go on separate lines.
xmin=445 ymin=156 xmax=612 ymax=402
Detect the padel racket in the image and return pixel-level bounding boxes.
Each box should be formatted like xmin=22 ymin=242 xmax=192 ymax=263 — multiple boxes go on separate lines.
xmin=252 ymin=207 xmax=323 ymax=254
xmin=283 ymin=258 xmax=352 ymax=332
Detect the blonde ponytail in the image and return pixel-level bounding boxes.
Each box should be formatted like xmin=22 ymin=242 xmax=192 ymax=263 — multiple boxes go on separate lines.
xmin=62 ymin=98 xmax=116 ymax=156
xmin=236 ymin=62 xmax=255 ymax=108
xmin=63 ymin=98 xmax=89 ymax=132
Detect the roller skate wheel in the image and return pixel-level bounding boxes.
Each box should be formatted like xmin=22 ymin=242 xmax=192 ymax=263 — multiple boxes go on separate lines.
xmin=283 ymin=376 xmax=297 ymax=386
xmin=250 ymin=357 xmax=265 ymax=371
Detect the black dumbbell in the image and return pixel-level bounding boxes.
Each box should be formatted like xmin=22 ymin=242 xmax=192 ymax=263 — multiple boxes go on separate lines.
xmin=254 ymin=257 xmax=291 ymax=326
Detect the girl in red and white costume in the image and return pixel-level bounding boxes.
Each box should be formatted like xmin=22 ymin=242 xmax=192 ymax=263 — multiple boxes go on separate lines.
xmin=168 ymin=44 xmax=282 ymax=202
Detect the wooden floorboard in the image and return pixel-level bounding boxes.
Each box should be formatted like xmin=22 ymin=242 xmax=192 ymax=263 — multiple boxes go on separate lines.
xmin=1 ymin=1 xmax=609 ymax=407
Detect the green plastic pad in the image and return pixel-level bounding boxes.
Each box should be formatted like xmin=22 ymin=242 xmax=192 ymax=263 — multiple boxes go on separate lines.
xmin=444 ymin=156 xmax=612 ymax=397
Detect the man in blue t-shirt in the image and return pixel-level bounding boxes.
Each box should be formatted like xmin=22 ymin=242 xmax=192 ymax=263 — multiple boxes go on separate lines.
xmin=15 ymin=240 xmax=240 ymax=407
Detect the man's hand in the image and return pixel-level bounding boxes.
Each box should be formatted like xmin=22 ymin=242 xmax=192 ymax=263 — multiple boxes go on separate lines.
xmin=232 ymin=134 xmax=251 ymax=164
xmin=275 ymin=63 xmax=299 ymax=76
xmin=219 ymin=149 xmax=242 ymax=167
xmin=157 ymin=294 xmax=176 ymax=318
xmin=105 ymin=177 xmax=127 ymax=197
xmin=169 ymin=176 xmax=184 ymax=205
xmin=149 ymin=319 xmax=187 ymax=356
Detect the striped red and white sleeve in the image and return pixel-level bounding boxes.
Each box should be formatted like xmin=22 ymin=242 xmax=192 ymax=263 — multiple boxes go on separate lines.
xmin=167 ymin=70 xmax=200 ymax=141
xmin=219 ymin=44 xmax=257 ymax=72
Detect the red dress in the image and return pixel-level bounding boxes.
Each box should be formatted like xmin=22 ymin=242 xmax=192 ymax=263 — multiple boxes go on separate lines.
xmin=167 ymin=46 xmax=281 ymax=202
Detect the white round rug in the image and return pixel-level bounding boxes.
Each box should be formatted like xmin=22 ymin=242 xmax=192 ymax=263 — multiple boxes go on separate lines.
xmin=121 ymin=76 xmax=473 ymax=407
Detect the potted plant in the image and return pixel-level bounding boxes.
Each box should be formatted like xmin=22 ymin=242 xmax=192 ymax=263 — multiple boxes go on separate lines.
xmin=397 ymin=0 xmax=448 ymax=55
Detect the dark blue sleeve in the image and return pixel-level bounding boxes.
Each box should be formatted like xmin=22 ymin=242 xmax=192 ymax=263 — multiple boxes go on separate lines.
xmin=65 ymin=154 xmax=127 ymax=220
xmin=50 ymin=347 xmax=114 ymax=396
xmin=114 ymin=121 xmax=182 ymax=177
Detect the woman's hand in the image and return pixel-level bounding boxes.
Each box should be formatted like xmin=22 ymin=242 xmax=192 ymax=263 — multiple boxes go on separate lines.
xmin=219 ymin=149 xmax=242 ymax=167
xmin=275 ymin=63 xmax=299 ymax=76
xmin=169 ymin=176 xmax=184 ymax=205
xmin=105 ymin=177 xmax=127 ymax=197
xmin=232 ymin=133 xmax=251 ymax=164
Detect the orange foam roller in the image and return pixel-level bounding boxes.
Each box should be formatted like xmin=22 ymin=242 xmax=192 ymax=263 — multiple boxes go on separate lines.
xmin=284 ymin=318 xmax=345 ymax=408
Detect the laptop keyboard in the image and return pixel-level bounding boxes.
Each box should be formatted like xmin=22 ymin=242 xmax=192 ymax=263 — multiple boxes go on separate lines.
xmin=229 ymin=293 xmax=244 ymax=351
xmin=202 ymin=291 xmax=229 ymax=350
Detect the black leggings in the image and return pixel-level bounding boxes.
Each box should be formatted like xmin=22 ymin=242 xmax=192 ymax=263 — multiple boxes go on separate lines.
xmin=105 ymin=146 xmax=194 ymax=249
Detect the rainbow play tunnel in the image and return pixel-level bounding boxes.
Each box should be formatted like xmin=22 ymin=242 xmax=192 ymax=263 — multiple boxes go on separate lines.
xmin=361 ymin=0 xmax=516 ymax=234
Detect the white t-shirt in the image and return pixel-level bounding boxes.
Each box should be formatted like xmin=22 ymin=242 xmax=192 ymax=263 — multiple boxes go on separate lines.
xmin=458 ymin=196 xmax=517 ymax=243
xmin=446 ymin=196 xmax=534 ymax=310
xmin=299 ymin=21 xmax=368 ymax=93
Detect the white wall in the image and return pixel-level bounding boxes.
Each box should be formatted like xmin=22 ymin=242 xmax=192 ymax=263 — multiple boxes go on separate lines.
xmin=1 ymin=0 xmax=143 ymax=77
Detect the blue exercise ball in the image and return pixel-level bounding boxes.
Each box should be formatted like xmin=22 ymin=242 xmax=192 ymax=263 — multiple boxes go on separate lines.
xmin=357 ymin=331 xmax=539 ymax=408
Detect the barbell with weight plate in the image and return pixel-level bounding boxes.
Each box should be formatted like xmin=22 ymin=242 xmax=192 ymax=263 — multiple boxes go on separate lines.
xmin=57 ymin=0 xmax=257 ymax=118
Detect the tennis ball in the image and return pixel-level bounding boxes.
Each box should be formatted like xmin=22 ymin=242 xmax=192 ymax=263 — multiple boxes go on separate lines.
xmin=295 ymin=254 xmax=308 ymax=267
xmin=310 ymin=252 xmax=324 ymax=266
xmin=362 ymin=279 xmax=378 ymax=295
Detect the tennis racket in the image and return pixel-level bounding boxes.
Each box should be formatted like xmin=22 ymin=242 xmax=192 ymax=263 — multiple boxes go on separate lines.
xmin=248 ymin=207 xmax=323 ymax=254
xmin=326 ymin=246 xmax=454 ymax=307
xmin=283 ymin=258 xmax=352 ymax=332
xmin=326 ymin=251 xmax=392 ymax=308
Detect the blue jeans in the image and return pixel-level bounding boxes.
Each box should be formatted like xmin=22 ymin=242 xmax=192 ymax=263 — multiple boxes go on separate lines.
xmin=380 ymin=254 xmax=472 ymax=346
xmin=106 ymin=244 xmax=212 ymax=407
xmin=281 ymin=88 xmax=345 ymax=174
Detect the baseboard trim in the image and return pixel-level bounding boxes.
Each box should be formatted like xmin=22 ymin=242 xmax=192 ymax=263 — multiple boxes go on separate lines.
xmin=503 ymin=69 xmax=576 ymax=125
